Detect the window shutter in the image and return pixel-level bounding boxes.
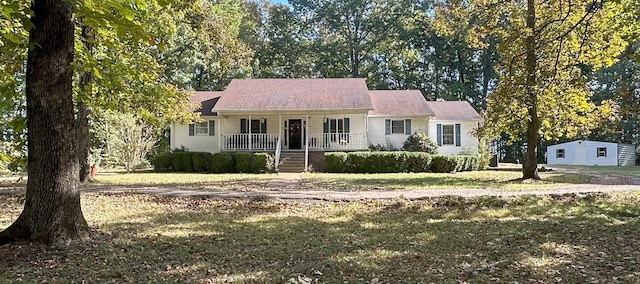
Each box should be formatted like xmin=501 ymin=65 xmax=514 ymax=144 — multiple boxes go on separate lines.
xmin=323 ymin=119 xmax=329 ymax=133
xmin=385 ymin=119 xmax=391 ymax=135
xmin=208 ymin=120 xmax=215 ymax=136
xmin=436 ymin=123 xmax=442 ymax=146
xmin=261 ymin=119 xmax=267 ymax=133
xmin=240 ymin=118 xmax=247 ymax=133
xmin=188 ymin=123 xmax=195 ymax=136
xmin=344 ymin=118 xmax=350 ymax=133
xmin=405 ymin=119 xmax=411 ymax=135
xmin=455 ymin=123 xmax=461 ymax=146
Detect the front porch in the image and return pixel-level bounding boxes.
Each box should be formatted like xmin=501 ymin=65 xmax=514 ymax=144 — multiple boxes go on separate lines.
xmin=220 ymin=132 xmax=368 ymax=151
xmin=218 ymin=113 xmax=369 ymax=152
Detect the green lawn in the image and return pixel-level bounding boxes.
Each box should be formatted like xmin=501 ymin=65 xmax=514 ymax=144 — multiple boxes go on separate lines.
xmin=90 ymin=172 xmax=276 ymax=189
xmin=300 ymin=171 xmax=589 ymax=191
xmin=550 ymin=165 xmax=640 ymax=177
xmin=2 ymin=192 xmax=640 ymax=283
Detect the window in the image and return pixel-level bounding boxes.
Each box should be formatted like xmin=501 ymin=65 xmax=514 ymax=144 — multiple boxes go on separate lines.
xmin=324 ymin=118 xmax=350 ymax=142
xmin=194 ymin=122 xmax=208 ymax=135
xmin=385 ymin=119 xmax=411 ymax=135
xmin=442 ymin=125 xmax=454 ymax=145
xmin=241 ymin=119 xmax=267 ymax=133
xmin=391 ymin=120 xmax=405 ymax=134
xmin=436 ymin=123 xmax=460 ymax=146
xmin=556 ymin=149 xmax=565 ymax=158
xmin=188 ymin=120 xmax=215 ymax=136
xmin=597 ymin=147 xmax=607 ymax=157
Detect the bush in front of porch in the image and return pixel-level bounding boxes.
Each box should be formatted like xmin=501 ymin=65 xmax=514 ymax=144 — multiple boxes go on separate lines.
xmin=324 ymin=152 xmax=478 ymax=173
xmin=152 ymin=152 xmax=274 ymax=173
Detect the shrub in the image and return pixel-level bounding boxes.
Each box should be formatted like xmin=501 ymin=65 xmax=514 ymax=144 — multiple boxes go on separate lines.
xmin=253 ymin=153 xmax=275 ymax=173
xmin=172 ymin=152 xmax=194 ymax=172
xmin=212 ymin=152 xmax=235 ymax=173
xmin=369 ymin=152 xmax=404 ymax=173
xmin=151 ymin=153 xmax=173 ymax=172
xmin=401 ymin=152 xmax=432 ymax=172
xmin=430 ymin=155 xmax=460 ymax=173
xmin=347 ymin=152 xmax=371 ymax=173
xmin=324 ymin=152 xmax=349 ymax=173
xmin=325 ymin=151 xmax=432 ymax=173
xmin=192 ymin=152 xmax=213 ymax=172
xmin=235 ymin=152 xmax=253 ymax=173
xmin=402 ymin=131 xmax=438 ymax=154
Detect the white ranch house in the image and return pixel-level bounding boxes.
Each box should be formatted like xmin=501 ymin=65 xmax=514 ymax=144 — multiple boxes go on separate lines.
xmin=547 ymin=140 xmax=636 ymax=166
xmin=170 ymin=78 xmax=482 ymax=171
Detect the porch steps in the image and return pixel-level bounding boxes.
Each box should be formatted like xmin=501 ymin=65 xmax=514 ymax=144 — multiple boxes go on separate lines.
xmin=278 ymin=151 xmax=306 ymax=172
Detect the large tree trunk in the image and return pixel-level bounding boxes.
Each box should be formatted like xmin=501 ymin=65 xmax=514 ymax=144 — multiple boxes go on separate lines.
xmin=77 ymin=102 xmax=91 ymax=182
xmin=523 ymin=0 xmax=541 ymax=180
xmin=77 ymin=23 xmax=94 ymax=182
xmin=0 ymin=0 xmax=90 ymax=245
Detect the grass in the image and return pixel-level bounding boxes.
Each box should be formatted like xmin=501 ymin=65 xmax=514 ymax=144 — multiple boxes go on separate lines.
xmin=90 ymin=172 xmax=276 ymax=190
xmin=550 ymin=165 xmax=640 ymax=177
xmin=300 ymin=171 xmax=589 ymax=191
xmin=2 ymin=192 xmax=640 ymax=283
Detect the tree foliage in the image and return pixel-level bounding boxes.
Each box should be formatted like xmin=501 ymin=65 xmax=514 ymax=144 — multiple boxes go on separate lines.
xmin=92 ymin=110 xmax=161 ymax=172
xmin=450 ymin=0 xmax=632 ymax=178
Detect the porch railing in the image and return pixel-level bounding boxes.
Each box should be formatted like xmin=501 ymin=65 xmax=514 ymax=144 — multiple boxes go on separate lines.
xmin=222 ymin=133 xmax=278 ymax=151
xmin=221 ymin=132 xmax=368 ymax=151
xmin=307 ymin=132 xmax=368 ymax=151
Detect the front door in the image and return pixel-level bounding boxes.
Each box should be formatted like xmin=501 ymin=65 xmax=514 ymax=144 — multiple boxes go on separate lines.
xmin=288 ymin=119 xmax=302 ymax=149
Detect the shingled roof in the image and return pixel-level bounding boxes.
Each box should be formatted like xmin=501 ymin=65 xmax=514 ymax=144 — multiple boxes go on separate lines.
xmin=190 ymin=91 xmax=223 ymax=116
xmin=425 ymin=101 xmax=482 ymax=121
xmin=213 ymin=78 xmax=373 ymax=111
xmin=368 ymin=90 xmax=434 ymax=116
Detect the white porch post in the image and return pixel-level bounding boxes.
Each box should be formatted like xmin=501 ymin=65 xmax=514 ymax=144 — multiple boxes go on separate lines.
xmin=217 ymin=117 xmax=221 ymax=152
xmin=364 ymin=113 xmax=368 ymax=150
xmin=248 ymin=114 xmax=252 ymax=151
xmin=305 ymin=114 xmax=309 ymax=172
xmin=278 ymin=114 xmax=282 ymax=149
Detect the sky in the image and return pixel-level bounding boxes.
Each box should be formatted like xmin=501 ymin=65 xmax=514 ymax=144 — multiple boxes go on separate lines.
xmin=271 ymin=0 xmax=289 ymax=5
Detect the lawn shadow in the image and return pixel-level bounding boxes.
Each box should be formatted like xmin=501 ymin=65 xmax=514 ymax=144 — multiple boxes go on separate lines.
xmin=3 ymin=194 xmax=640 ymax=283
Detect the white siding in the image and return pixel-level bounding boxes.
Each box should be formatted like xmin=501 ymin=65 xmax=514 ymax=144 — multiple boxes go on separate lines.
xmin=547 ymin=140 xmax=618 ymax=166
xmin=367 ymin=117 xmax=428 ymax=150
xmin=427 ymin=120 xmax=479 ymax=155
xmin=171 ymin=116 xmax=220 ymax=153
xmin=172 ymin=113 xmax=369 ymax=153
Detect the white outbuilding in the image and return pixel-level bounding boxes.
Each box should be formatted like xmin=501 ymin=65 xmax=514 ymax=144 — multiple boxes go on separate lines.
xmin=546 ymin=140 xmax=636 ymax=166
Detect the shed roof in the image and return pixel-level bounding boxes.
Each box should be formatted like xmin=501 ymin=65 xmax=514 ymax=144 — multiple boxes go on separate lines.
xmin=425 ymin=101 xmax=482 ymax=121
xmin=190 ymin=91 xmax=223 ymax=116
xmin=213 ymin=78 xmax=373 ymax=111
xmin=368 ymin=90 xmax=434 ymax=116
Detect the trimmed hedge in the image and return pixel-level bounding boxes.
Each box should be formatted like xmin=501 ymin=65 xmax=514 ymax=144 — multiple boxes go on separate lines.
xmin=254 ymin=153 xmax=275 ymax=173
xmin=324 ymin=151 xmax=478 ymax=173
xmin=153 ymin=151 xmax=274 ymax=173
xmin=151 ymin=154 xmax=173 ymax=172
xmin=212 ymin=152 xmax=235 ymax=173
xmin=234 ymin=152 xmax=253 ymax=173
xmin=431 ymin=155 xmax=479 ymax=173
xmin=192 ymin=152 xmax=213 ymax=172
xmin=324 ymin=152 xmax=349 ymax=173
xmin=172 ymin=152 xmax=194 ymax=172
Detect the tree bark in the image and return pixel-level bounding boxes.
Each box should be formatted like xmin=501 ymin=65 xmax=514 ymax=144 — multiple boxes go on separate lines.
xmin=77 ymin=102 xmax=91 ymax=182
xmin=523 ymin=0 xmax=541 ymax=180
xmin=77 ymin=23 xmax=94 ymax=182
xmin=0 ymin=0 xmax=90 ymax=245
